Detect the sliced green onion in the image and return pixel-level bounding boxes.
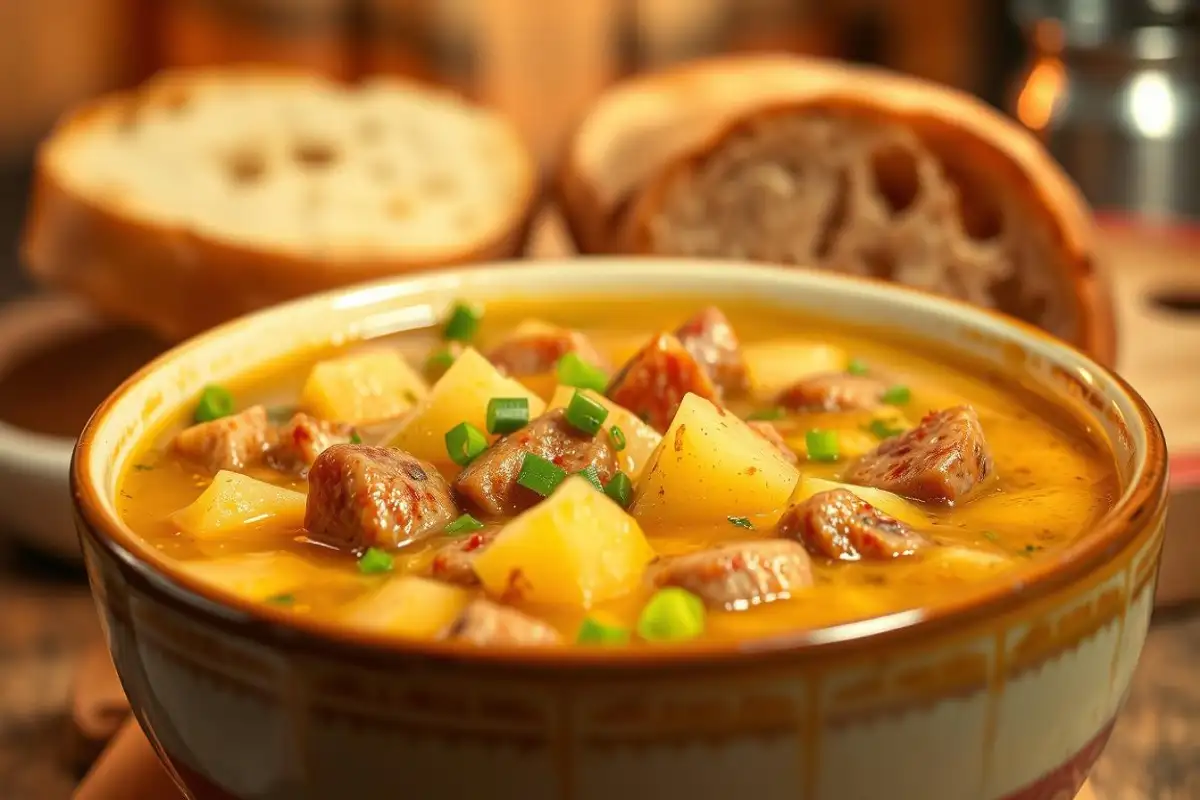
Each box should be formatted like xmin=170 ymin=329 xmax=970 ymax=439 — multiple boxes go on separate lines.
xmin=609 ymin=425 xmax=627 ymax=451
xmin=443 ymin=301 xmax=482 ymax=342
xmin=486 ymin=397 xmax=530 ymax=435
xmin=425 ymin=348 xmax=458 ymax=376
xmin=847 ymin=358 xmax=870 ymax=376
xmin=637 ymin=587 xmax=706 ymax=642
xmin=565 ymin=390 xmax=609 ymax=436
xmin=349 ymin=430 xmax=363 ymax=445
xmin=866 ymin=419 xmax=905 ymax=440
xmin=517 ymin=453 xmax=567 ymax=497
xmin=805 ymin=429 xmax=840 ymax=462
xmin=747 ymin=407 xmax=785 ymax=421
xmin=576 ymin=616 xmax=631 ymax=645
xmin=194 ymin=384 xmax=234 ymax=423
xmin=882 ymin=385 xmax=911 ymax=405
xmin=604 ymin=471 xmax=633 ymax=508
xmin=445 ymin=422 xmax=488 ymax=466
xmin=576 ymin=464 xmax=604 ymax=491
xmin=358 ymin=547 xmax=394 ymax=575
xmin=555 ymin=352 xmax=608 ymax=394
xmin=727 ymin=515 xmax=754 ymax=530
xmin=445 ymin=513 xmax=485 ymax=535
xmin=266 ymin=593 xmax=295 ymax=605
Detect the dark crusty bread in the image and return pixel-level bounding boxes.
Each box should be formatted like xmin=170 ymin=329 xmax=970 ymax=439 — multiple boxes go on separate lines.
xmin=557 ymin=55 xmax=1114 ymax=363
xmin=23 ymin=67 xmax=539 ymax=341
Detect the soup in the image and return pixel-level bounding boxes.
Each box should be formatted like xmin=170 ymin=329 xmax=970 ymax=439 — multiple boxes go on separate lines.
xmin=117 ymin=297 xmax=1117 ymax=647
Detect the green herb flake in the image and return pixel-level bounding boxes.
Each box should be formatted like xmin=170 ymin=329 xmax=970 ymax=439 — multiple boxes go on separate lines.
xmin=727 ymin=515 xmax=754 ymax=530
xmin=358 ymin=547 xmax=395 ymax=575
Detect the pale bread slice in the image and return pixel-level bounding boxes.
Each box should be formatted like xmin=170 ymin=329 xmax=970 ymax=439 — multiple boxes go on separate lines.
xmin=556 ymin=54 xmax=1114 ymax=364
xmin=23 ymin=66 xmax=538 ymax=340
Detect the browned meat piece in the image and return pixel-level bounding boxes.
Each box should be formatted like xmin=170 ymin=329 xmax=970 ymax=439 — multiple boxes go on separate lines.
xmin=776 ymin=373 xmax=886 ymax=412
xmin=171 ymin=405 xmax=276 ymax=473
xmin=454 ymin=409 xmax=617 ymax=516
xmin=305 ymin=445 xmax=457 ymax=551
xmin=427 ymin=529 xmax=499 ymax=586
xmin=843 ymin=405 xmax=994 ymax=504
xmin=652 ymin=540 xmax=813 ymax=611
xmin=675 ymin=307 xmax=748 ymax=395
xmin=443 ymin=599 xmax=562 ymax=646
xmin=747 ymin=420 xmax=799 ymax=465
xmin=606 ymin=333 xmax=720 ymax=432
xmin=486 ymin=321 xmax=607 ymax=376
xmin=266 ymin=413 xmax=353 ymax=475
xmin=778 ymin=488 xmax=927 ymax=561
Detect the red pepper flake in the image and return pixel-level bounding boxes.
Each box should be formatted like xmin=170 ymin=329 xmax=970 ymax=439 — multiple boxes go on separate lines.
xmin=463 ymin=533 xmax=485 ymax=552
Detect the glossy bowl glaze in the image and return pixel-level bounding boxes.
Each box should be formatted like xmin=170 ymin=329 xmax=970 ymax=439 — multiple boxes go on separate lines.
xmin=73 ymin=260 xmax=1167 ymax=800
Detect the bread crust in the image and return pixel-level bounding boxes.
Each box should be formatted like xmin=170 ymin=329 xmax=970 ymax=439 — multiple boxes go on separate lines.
xmin=22 ymin=67 xmax=539 ymax=342
xmin=555 ymin=55 xmax=1115 ymax=365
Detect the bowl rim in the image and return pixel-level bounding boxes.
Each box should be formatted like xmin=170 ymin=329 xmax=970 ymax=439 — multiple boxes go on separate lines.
xmin=72 ymin=259 xmax=1168 ymax=672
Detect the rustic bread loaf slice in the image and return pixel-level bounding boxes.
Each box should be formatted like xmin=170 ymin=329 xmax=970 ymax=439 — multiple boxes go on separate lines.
xmin=23 ymin=67 xmax=538 ymax=340
xmin=557 ymin=55 xmax=1113 ymax=362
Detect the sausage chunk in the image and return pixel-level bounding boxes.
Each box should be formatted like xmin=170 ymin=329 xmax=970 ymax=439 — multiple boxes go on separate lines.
xmin=454 ymin=409 xmax=617 ymax=516
xmin=675 ymin=306 xmax=748 ymax=395
xmin=747 ymin=420 xmax=799 ymax=464
xmin=776 ymin=373 xmax=886 ymax=412
xmin=778 ymin=489 xmax=927 ymax=561
xmin=266 ymin=413 xmax=353 ymax=476
xmin=443 ymin=600 xmax=562 ymax=646
xmin=606 ymin=333 xmax=720 ymax=432
xmin=843 ymin=405 xmax=994 ymax=504
xmin=305 ymin=445 xmax=457 ymax=551
xmin=172 ymin=405 xmax=275 ymax=473
xmin=486 ymin=321 xmax=607 ymax=376
xmin=653 ymin=540 xmax=813 ymax=611
xmin=427 ymin=530 xmax=499 ymax=586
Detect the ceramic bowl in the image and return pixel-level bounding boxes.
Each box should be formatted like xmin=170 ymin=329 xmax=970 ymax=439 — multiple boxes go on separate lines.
xmin=73 ymin=260 xmax=1167 ymax=800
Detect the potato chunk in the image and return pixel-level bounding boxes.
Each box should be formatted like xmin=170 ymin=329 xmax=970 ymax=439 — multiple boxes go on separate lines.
xmin=340 ymin=576 xmax=471 ymax=638
xmin=743 ymin=340 xmax=847 ymax=402
xmin=176 ymin=552 xmax=314 ymax=601
xmin=547 ymin=385 xmax=662 ymax=481
xmin=301 ymin=349 xmax=428 ymax=425
xmin=387 ymin=348 xmax=546 ymax=464
xmin=630 ymin=393 xmax=800 ymax=524
xmin=171 ymin=471 xmax=306 ymax=540
xmin=472 ymin=477 xmax=655 ymax=608
xmin=786 ymin=476 xmax=928 ymax=527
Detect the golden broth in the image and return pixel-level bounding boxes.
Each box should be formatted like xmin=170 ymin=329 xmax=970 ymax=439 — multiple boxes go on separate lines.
xmin=117 ymin=297 xmax=1118 ymax=644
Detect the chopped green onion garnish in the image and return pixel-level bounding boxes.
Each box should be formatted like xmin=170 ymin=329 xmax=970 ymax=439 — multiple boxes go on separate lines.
xmin=349 ymin=430 xmax=363 ymax=445
xmin=609 ymin=425 xmax=627 ymax=451
xmin=445 ymin=422 xmax=488 ymax=466
xmin=443 ymin=301 xmax=482 ymax=342
xmin=866 ymin=419 xmax=906 ymax=440
xmin=425 ymin=348 xmax=457 ymax=376
xmin=604 ymin=471 xmax=633 ymax=507
xmin=194 ymin=384 xmax=234 ymax=423
xmin=576 ymin=464 xmax=604 ymax=491
xmin=445 ymin=514 xmax=485 ymax=534
xmin=727 ymin=515 xmax=754 ymax=530
xmin=358 ymin=547 xmax=394 ymax=575
xmin=882 ymin=385 xmax=911 ymax=405
xmin=805 ymin=429 xmax=840 ymax=462
xmin=555 ymin=352 xmax=608 ymax=394
xmin=747 ymin=407 xmax=785 ymax=421
xmin=637 ymin=588 xmax=706 ymax=642
xmin=847 ymin=358 xmax=870 ymax=376
xmin=486 ymin=397 xmax=530 ymax=435
xmin=266 ymin=593 xmax=295 ymax=605
xmin=576 ymin=616 xmax=631 ymax=645
xmin=517 ymin=453 xmax=567 ymax=497
xmin=982 ymin=530 xmax=1000 ymax=543
xmin=565 ymin=390 xmax=609 ymax=436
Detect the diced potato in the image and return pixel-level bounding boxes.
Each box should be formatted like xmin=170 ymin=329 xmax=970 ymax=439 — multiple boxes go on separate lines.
xmin=743 ymin=340 xmax=847 ymax=402
xmin=300 ymin=349 xmax=428 ymax=424
xmin=547 ymin=385 xmax=662 ymax=480
xmin=171 ymin=471 xmax=307 ymax=540
xmin=630 ymin=393 xmax=800 ymax=524
xmin=472 ymin=477 xmax=655 ymax=608
xmin=387 ymin=348 xmax=546 ymax=464
xmin=176 ymin=552 xmax=314 ymax=601
xmin=340 ymin=576 xmax=471 ymax=638
xmin=786 ymin=476 xmax=928 ymax=527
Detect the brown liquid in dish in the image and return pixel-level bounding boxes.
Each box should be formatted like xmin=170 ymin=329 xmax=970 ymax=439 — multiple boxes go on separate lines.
xmin=0 ymin=326 xmax=167 ymax=438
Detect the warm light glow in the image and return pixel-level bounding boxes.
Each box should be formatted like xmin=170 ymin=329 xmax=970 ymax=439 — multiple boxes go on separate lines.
xmin=1127 ymin=71 xmax=1176 ymax=140
xmin=1016 ymin=58 xmax=1066 ymax=132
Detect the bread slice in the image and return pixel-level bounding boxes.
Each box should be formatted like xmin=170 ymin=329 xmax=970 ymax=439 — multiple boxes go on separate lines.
xmin=556 ymin=55 xmax=1114 ymax=363
xmin=23 ymin=67 xmax=539 ymax=340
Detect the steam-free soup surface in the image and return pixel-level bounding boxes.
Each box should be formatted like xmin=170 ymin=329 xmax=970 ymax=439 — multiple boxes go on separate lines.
xmin=118 ymin=297 xmax=1117 ymax=647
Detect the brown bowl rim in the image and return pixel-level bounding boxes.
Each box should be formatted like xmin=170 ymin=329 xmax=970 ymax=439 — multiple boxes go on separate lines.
xmin=72 ymin=261 xmax=1167 ymax=673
